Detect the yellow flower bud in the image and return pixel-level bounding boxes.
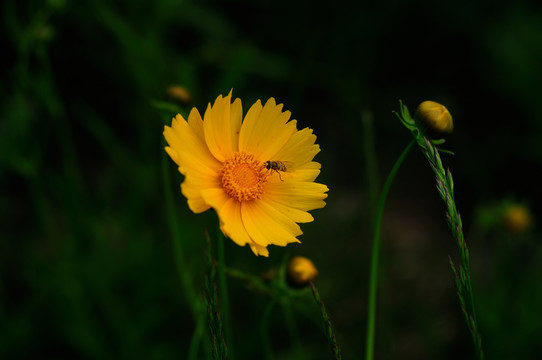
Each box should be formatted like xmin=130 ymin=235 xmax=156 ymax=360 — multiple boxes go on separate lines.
xmin=287 ymin=256 xmax=318 ymax=287
xmin=414 ymin=100 xmax=453 ymax=137
xmin=166 ymin=85 xmax=192 ymax=104
xmin=503 ymin=204 xmax=531 ymax=234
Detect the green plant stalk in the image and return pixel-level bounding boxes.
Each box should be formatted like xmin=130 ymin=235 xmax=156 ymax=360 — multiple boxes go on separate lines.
xmin=310 ymin=282 xmax=342 ymax=360
xmin=365 ymin=139 xmax=415 ymax=360
xmin=216 ymin=226 xmax=233 ymax=358
xmin=261 ymin=296 xmax=278 ymax=360
xmin=282 ymin=299 xmax=305 ymax=360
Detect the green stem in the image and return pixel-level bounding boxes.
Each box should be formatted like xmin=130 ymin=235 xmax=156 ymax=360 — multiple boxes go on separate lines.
xmin=282 ymin=299 xmax=305 ymax=360
xmin=187 ymin=315 xmax=206 ymax=360
xmin=261 ymin=296 xmax=278 ymax=360
xmin=217 ymin=226 xmax=233 ymax=358
xmin=365 ymin=139 xmax=415 ymax=360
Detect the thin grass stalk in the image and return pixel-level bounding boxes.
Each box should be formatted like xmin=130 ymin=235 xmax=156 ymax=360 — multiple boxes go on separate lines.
xmin=418 ymin=137 xmax=483 ymax=360
xmin=365 ymin=139 xmax=415 ymax=360
xmin=309 ymin=282 xmax=342 ymax=360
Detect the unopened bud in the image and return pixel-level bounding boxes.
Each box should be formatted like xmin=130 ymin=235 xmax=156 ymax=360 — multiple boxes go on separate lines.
xmin=287 ymin=256 xmax=318 ymax=287
xmin=166 ymin=85 xmax=192 ymax=104
xmin=503 ymin=204 xmax=531 ymax=234
xmin=414 ymin=101 xmax=453 ymax=137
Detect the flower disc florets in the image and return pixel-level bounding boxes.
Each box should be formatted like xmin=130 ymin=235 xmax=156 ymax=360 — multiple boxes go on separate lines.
xmin=220 ymin=152 xmax=268 ymax=202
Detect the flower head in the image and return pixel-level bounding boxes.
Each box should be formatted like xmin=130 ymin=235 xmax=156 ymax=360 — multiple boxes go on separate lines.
xmin=163 ymin=90 xmax=328 ymax=256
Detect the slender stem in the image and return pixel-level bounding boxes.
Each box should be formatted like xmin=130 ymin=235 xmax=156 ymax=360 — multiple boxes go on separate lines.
xmin=282 ymin=299 xmax=305 ymax=360
xmin=217 ymin=226 xmax=233 ymax=358
xmin=187 ymin=315 xmax=206 ymax=360
xmin=261 ymin=296 xmax=278 ymax=360
xmin=365 ymin=139 xmax=415 ymax=360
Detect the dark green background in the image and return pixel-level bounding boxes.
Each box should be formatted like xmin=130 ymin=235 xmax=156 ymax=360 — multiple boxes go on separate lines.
xmin=2 ymin=0 xmax=541 ymax=359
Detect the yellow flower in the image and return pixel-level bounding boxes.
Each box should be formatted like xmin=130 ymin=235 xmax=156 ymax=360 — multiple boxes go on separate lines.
xmin=163 ymin=90 xmax=328 ymax=256
xmin=287 ymin=256 xmax=318 ymax=286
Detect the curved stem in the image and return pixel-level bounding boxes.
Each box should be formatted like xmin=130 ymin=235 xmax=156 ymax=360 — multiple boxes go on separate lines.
xmin=365 ymin=139 xmax=415 ymax=360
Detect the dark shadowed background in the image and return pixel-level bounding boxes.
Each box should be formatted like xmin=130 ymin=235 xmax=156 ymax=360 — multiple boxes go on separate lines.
xmin=2 ymin=0 xmax=542 ymax=359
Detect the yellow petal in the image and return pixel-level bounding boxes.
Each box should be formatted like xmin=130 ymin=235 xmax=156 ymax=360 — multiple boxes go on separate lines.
xmin=241 ymin=200 xmax=301 ymax=247
xmin=200 ymin=187 xmax=230 ymax=211
xmin=266 ymin=181 xmax=328 ymax=211
xmin=239 ymin=98 xmax=294 ymax=160
xmin=186 ymin=107 xmax=205 ymax=143
xmin=255 ymin=199 xmax=303 ymax=237
xmin=238 ymin=99 xmax=262 ymax=152
xmin=289 ymin=161 xmax=322 ymax=182
xmin=217 ymin=198 xmax=252 ymax=247
xmin=230 ymin=97 xmax=243 ymax=150
xmin=181 ymin=172 xmax=221 ymax=213
xmin=249 ymin=242 xmax=269 ymax=257
xmin=164 ymin=115 xmax=221 ymax=175
xmin=261 ymin=196 xmax=314 ymax=223
xmin=273 ymin=127 xmax=320 ymax=169
xmin=204 ymin=91 xmax=240 ymax=162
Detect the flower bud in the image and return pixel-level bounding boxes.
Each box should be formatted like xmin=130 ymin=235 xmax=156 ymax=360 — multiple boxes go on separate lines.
xmin=503 ymin=204 xmax=531 ymax=234
xmin=166 ymin=85 xmax=192 ymax=104
xmin=414 ymin=101 xmax=453 ymax=137
xmin=287 ymin=256 xmax=318 ymax=287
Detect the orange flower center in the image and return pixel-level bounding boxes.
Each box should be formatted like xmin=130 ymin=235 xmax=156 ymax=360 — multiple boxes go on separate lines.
xmin=220 ymin=152 xmax=268 ymax=202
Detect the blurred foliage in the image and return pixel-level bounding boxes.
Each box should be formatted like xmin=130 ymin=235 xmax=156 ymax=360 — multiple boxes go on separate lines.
xmin=1 ymin=0 xmax=542 ymax=359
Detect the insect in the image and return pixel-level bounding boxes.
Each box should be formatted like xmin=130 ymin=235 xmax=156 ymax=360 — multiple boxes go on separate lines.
xmin=265 ymin=160 xmax=290 ymax=181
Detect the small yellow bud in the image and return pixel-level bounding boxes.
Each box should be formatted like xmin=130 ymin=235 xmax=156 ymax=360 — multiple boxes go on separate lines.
xmin=166 ymin=85 xmax=192 ymax=104
xmin=503 ymin=204 xmax=531 ymax=234
xmin=414 ymin=100 xmax=453 ymax=137
xmin=287 ymin=256 xmax=318 ymax=287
